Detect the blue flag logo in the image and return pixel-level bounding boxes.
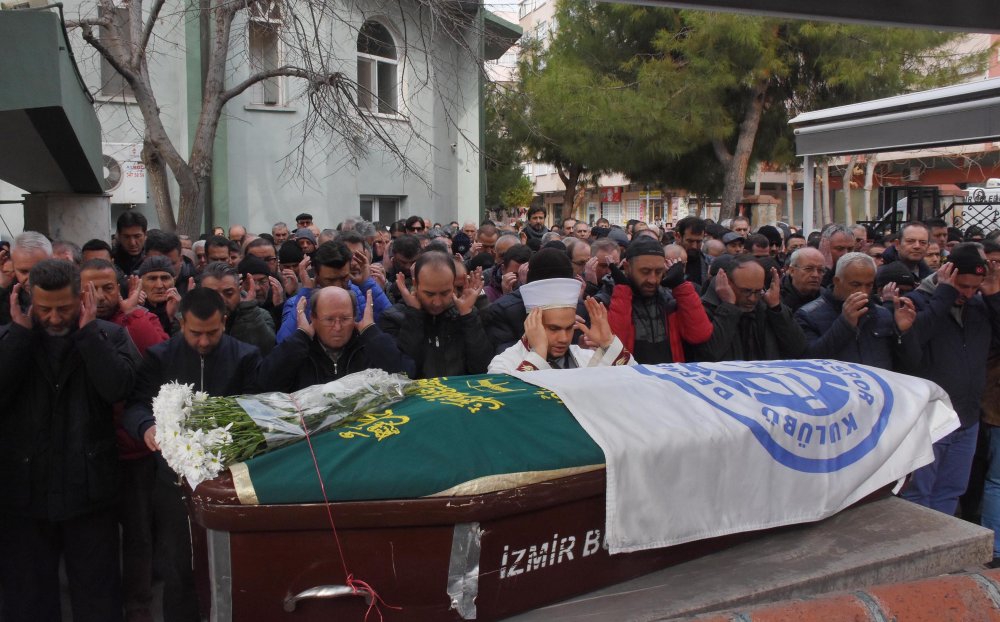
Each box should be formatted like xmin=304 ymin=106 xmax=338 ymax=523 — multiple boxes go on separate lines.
xmin=633 ymin=360 xmax=895 ymax=473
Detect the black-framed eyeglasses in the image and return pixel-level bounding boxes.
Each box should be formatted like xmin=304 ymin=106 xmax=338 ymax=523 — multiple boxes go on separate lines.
xmin=407 ymin=226 xmax=424 ymax=232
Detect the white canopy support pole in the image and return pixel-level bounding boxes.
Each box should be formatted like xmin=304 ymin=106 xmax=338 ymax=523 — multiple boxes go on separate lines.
xmin=803 ymin=155 xmax=814 ymax=234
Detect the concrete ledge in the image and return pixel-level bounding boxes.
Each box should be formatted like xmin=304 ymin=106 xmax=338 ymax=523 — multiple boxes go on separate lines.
xmin=506 ymin=497 xmax=992 ymax=621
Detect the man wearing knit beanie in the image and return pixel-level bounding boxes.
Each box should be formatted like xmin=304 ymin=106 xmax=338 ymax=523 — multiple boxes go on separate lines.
xmin=902 ymin=243 xmax=1000 ymax=526
xmin=592 ymin=236 xmax=713 ymax=364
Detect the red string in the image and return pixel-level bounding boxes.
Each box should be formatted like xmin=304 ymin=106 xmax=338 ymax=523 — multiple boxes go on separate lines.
xmin=291 ymin=396 xmax=400 ymax=621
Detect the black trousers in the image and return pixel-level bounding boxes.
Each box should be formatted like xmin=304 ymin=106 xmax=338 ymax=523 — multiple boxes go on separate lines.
xmin=119 ymin=455 xmax=156 ymax=614
xmin=153 ymin=475 xmax=201 ymax=622
xmin=0 ymin=507 xmax=123 ymax=622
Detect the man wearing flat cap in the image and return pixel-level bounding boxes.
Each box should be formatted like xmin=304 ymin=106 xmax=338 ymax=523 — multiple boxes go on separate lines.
xmin=137 ymin=255 xmax=180 ymax=335
xmin=901 ymin=243 xmax=1000 ymax=519
xmin=488 ymin=279 xmax=634 ymax=373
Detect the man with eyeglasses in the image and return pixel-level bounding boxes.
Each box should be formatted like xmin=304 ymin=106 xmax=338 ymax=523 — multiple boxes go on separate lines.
xmin=692 ymin=255 xmax=805 ymax=362
xmin=781 ymin=247 xmax=825 ymax=312
xmin=258 ymin=286 xmax=413 ymax=391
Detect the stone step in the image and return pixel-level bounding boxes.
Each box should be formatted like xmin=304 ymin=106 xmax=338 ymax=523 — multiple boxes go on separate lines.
xmin=505 ymin=496 xmax=993 ymax=621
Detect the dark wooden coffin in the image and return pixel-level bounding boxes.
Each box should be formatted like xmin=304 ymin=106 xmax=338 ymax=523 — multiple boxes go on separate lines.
xmin=189 ymin=470 xmax=888 ymax=621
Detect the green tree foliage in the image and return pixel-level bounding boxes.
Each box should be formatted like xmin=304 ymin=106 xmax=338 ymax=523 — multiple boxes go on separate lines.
xmin=512 ymin=1 xmax=989 ymax=221
xmin=485 ymin=84 xmax=531 ymax=214
xmin=500 ymin=175 xmax=536 ymax=210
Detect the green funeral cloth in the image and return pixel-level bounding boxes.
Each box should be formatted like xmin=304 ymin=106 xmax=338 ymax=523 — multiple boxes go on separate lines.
xmin=240 ymin=374 xmax=605 ymax=504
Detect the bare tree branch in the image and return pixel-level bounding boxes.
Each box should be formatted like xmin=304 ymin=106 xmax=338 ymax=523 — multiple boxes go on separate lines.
xmin=80 ymin=23 xmax=140 ymax=84
xmin=134 ymin=0 xmax=167 ymax=66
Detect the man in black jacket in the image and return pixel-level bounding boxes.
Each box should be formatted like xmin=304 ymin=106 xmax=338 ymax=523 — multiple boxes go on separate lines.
xmin=125 ymin=288 xmax=261 ymax=622
xmin=259 ymin=286 xmax=414 ymax=391
xmin=901 ymin=247 xmax=1000 ymax=516
xmin=379 ymin=251 xmax=492 ymax=378
xmin=690 ymin=255 xmax=806 ymax=362
xmin=0 ymin=259 xmax=140 ymax=622
xmin=781 ymin=247 xmax=825 ymax=312
xmin=795 ymin=252 xmax=918 ymax=370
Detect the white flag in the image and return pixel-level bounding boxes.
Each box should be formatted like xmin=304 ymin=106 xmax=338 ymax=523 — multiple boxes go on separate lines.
xmin=516 ymin=360 xmax=958 ymax=554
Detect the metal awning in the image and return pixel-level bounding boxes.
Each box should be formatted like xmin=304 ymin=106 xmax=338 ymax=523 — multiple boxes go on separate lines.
xmin=622 ymin=0 xmax=1000 ymax=33
xmin=0 ymin=9 xmax=105 ymax=194
xmin=789 ymin=78 xmax=1000 ymax=157
xmin=484 ymin=10 xmax=522 ymax=61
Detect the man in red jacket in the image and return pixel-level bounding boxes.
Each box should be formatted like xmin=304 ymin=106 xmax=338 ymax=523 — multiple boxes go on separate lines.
xmin=81 ymin=259 xmax=168 ymax=622
xmin=594 ymin=237 xmax=712 ymax=364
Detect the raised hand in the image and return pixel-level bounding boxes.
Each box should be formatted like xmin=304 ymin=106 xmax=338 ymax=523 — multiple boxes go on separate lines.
xmin=298 ymin=256 xmax=315 ymax=289
xmin=370 ymin=263 xmax=387 ymax=290
xmin=879 ymin=282 xmax=899 ymax=303
xmin=281 ymin=268 xmax=299 ymax=296
xmin=583 ymin=256 xmax=599 ymax=285
xmin=714 ymin=270 xmax=736 ymax=305
xmin=763 ymin=267 xmax=782 ymax=308
xmin=165 ymin=287 xmax=182 ymax=319
xmin=0 ymin=248 xmax=10 ymax=288
xmin=454 ymin=268 xmax=483 ymax=316
xmin=79 ymin=281 xmax=98 ymax=328
xmin=936 ymin=262 xmax=957 ymax=289
xmin=268 ymin=276 xmax=285 ymax=306
xmin=296 ymin=296 xmax=314 ymax=338
xmin=9 ymin=283 xmax=31 ymax=329
xmin=121 ymin=275 xmax=143 ymax=313
xmin=981 ymin=258 xmax=1000 ymax=297
xmin=893 ymin=295 xmax=917 ymax=333
xmin=242 ymin=273 xmax=257 ymax=301
xmin=575 ymin=297 xmax=614 ymax=349
xmin=358 ymin=290 xmax=375 ymax=332
xmin=396 ymin=271 xmax=420 ymax=309
xmin=523 ymin=307 xmax=547 ymax=355
xmin=501 ymin=271 xmax=517 ymax=295
xmin=351 ymin=250 xmax=370 ymax=286
xmin=842 ymin=291 xmax=869 ymax=327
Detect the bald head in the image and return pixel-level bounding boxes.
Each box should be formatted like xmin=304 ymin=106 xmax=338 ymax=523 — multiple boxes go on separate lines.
xmin=664 ymin=244 xmax=688 ymax=264
xmin=310 ymin=286 xmax=357 ymax=349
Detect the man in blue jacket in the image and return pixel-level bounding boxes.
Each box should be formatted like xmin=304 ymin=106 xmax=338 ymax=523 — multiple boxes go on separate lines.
xmin=276 ymin=241 xmax=390 ymax=343
xmin=125 ymin=288 xmax=262 ymax=622
xmin=901 ymin=244 xmax=1000 ymax=515
xmin=795 ymin=252 xmax=918 ymax=371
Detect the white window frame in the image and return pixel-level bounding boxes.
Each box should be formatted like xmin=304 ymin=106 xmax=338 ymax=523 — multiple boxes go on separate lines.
xmin=247 ymin=0 xmax=284 ymax=107
xmin=357 ymin=20 xmax=404 ymax=119
xmin=360 ymin=195 xmax=403 ymax=225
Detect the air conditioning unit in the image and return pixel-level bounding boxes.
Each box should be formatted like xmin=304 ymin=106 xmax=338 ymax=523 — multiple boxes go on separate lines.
xmin=901 ymin=167 xmax=921 ymax=182
xmin=102 ymin=143 xmax=147 ymax=204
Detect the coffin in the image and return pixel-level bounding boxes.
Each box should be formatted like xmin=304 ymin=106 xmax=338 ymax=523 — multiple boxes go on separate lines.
xmin=186 ymin=365 xmax=947 ymax=621
xmin=190 ymin=468 xmax=823 ymax=622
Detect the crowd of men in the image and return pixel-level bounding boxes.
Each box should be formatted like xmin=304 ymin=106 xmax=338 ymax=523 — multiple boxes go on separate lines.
xmin=0 ymin=205 xmax=999 ymax=621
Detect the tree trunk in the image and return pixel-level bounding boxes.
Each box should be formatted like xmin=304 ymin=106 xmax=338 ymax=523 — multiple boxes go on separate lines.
xmin=863 ymin=155 xmax=878 ymax=221
xmin=176 ymin=179 xmax=209 ymax=237
xmin=716 ymin=77 xmax=769 ymax=222
xmin=142 ymin=137 xmax=176 ymax=231
xmin=820 ymin=161 xmax=831 ymax=224
xmin=557 ymin=163 xmax=583 ymax=222
xmin=842 ymin=155 xmax=859 ymax=226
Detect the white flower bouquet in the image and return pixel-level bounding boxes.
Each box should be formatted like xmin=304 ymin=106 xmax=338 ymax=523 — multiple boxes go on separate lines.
xmin=152 ymin=369 xmax=412 ymax=488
